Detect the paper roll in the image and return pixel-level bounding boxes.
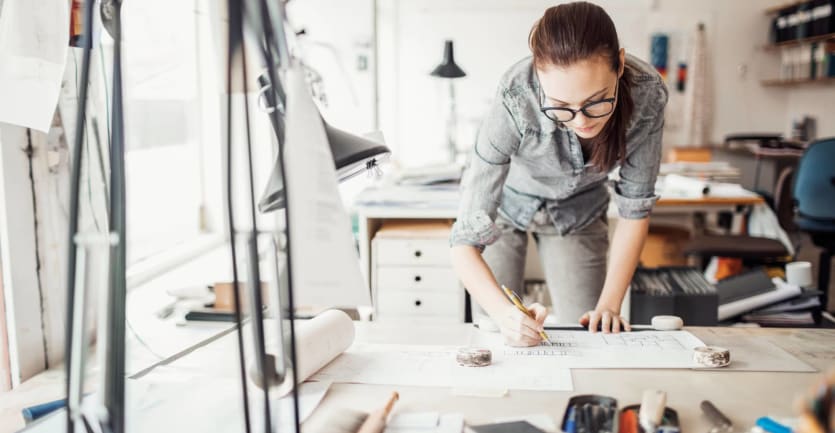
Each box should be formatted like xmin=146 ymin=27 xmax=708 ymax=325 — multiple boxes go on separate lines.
xmin=664 ymin=174 xmax=710 ymax=197
xmin=294 ymin=309 xmax=355 ymax=382
xmin=269 ymin=309 xmax=355 ymax=394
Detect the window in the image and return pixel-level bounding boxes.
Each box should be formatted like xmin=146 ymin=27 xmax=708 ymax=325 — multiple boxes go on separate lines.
xmin=102 ymin=0 xmax=222 ymax=266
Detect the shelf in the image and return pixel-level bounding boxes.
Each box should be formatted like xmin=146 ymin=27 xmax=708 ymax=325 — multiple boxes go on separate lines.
xmin=765 ymin=1 xmax=806 ymax=15
xmin=763 ymin=33 xmax=835 ymax=50
xmin=760 ymin=76 xmax=835 ymax=86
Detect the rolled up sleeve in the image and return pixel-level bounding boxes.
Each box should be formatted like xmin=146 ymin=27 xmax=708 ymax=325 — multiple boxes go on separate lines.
xmin=450 ymin=91 xmax=521 ymax=250
xmin=613 ymin=83 xmax=668 ymax=219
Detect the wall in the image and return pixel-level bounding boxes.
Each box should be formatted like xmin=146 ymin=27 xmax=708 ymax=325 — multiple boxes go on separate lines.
xmin=374 ymin=0 xmax=834 ymax=167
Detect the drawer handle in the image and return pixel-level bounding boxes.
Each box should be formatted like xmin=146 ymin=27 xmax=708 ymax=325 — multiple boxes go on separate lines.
xmin=414 ymin=299 xmax=422 ymax=307
xmin=414 ymin=250 xmax=422 ymax=258
xmin=414 ymin=275 xmax=422 ymax=282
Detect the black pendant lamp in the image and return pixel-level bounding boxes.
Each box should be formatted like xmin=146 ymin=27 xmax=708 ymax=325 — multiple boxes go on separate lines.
xmin=430 ymin=40 xmax=466 ymax=79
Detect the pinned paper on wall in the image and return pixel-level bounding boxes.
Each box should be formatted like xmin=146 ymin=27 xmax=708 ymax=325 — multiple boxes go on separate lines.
xmin=0 ymin=0 xmax=69 ymax=132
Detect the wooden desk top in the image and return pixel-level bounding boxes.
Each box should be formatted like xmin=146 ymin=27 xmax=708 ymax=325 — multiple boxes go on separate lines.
xmin=6 ymin=323 xmax=833 ymax=433
xmin=656 ymin=195 xmax=765 ymax=206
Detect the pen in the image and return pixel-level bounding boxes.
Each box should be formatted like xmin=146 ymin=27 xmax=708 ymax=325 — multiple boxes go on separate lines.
xmin=500 ymin=285 xmax=553 ymax=346
xmin=565 ymin=405 xmax=577 ymax=433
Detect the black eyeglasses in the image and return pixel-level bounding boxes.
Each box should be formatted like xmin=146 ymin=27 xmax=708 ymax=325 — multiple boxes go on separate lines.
xmin=539 ymin=80 xmax=618 ymax=123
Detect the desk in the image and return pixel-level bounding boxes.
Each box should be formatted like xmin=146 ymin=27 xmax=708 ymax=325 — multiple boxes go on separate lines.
xmin=6 ymin=323 xmax=834 ymax=433
xmin=354 ymin=185 xmax=765 ymax=322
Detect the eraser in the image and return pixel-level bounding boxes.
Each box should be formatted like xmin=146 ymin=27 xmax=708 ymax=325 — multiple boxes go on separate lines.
xmin=651 ymin=315 xmax=684 ymax=331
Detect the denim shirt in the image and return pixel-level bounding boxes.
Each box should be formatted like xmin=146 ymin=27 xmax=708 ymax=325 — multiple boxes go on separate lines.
xmin=450 ymin=54 xmax=668 ymax=249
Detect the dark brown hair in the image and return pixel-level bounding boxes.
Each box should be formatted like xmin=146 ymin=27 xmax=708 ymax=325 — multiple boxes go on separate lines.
xmin=529 ymin=1 xmax=634 ymax=171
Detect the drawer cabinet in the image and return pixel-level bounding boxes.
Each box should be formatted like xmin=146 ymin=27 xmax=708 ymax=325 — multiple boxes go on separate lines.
xmin=371 ymin=221 xmax=464 ymax=322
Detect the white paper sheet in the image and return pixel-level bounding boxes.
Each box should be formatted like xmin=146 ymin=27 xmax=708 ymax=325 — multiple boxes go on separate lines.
xmin=0 ymin=0 xmax=68 ymax=131
xmin=385 ymin=412 xmax=465 ymax=433
xmin=472 ymin=329 xmax=707 ymax=369
xmin=283 ymin=64 xmax=371 ymax=307
xmin=275 ymin=380 xmax=333 ymax=429
xmin=311 ymin=343 xmax=574 ymax=391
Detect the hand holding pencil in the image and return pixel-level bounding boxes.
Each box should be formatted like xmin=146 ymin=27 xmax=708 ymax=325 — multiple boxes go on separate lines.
xmin=499 ymin=285 xmax=552 ymax=347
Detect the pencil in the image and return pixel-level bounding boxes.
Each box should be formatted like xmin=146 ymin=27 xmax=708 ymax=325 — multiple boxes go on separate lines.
xmin=501 ymin=285 xmax=553 ymax=346
xmin=356 ymin=391 xmax=399 ymax=433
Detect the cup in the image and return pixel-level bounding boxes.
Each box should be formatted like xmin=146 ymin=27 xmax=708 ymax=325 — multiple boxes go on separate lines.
xmin=786 ymin=261 xmax=813 ymax=288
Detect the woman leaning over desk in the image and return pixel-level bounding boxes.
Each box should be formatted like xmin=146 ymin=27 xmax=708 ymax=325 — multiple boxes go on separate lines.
xmin=450 ymin=2 xmax=668 ymax=346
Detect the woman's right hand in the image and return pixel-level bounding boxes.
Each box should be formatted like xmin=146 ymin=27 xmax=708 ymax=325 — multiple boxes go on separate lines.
xmin=495 ymin=302 xmax=548 ymax=347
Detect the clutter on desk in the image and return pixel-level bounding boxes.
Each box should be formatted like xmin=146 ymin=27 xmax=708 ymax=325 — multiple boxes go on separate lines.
xmin=491 ymin=414 xmax=558 ymax=432
xmin=700 ymin=400 xmax=733 ymax=433
xmin=356 ymin=184 xmax=461 ymax=208
xmin=630 ymin=266 xmax=718 ymax=325
xmin=557 ymin=392 xmax=681 ymax=433
xmin=393 ymin=162 xmax=464 ymax=186
xmin=795 ymin=369 xmax=835 ymax=433
xmin=717 ymin=269 xmax=803 ymax=321
xmin=561 ymin=395 xmax=619 ymax=433
xmin=657 ymin=174 xmax=758 ymax=199
xmin=658 ymin=161 xmax=740 ymax=182
xmin=469 ymin=420 xmax=547 ymax=433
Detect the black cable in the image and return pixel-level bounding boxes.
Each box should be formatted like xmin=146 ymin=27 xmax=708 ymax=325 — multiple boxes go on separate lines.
xmin=252 ymin=1 xmax=301 ymax=428
xmin=226 ymin=1 xmax=253 ymax=432
xmin=65 ymin=1 xmax=96 ymax=432
xmin=25 ymin=129 xmax=49 ymax=370
xmin=240 ymin=39 xmax=273 ymax=433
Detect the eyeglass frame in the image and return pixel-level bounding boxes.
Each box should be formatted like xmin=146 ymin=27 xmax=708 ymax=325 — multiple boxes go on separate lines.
xmin=538 ymin=78 xmax=619 ymax=123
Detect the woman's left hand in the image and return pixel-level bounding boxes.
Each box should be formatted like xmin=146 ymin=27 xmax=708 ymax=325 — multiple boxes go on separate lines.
xmin=579 ymin=308 xmax=631 ymax=333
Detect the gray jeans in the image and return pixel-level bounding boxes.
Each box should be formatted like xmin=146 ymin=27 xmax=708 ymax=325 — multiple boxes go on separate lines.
xmin=479 ymin=209 xmax=609 ymax=323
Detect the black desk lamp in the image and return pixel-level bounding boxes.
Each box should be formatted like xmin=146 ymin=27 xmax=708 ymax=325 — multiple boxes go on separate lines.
xmin=257 ymin=81 xmax=390 ymax=213
xmin=430 ymin=40 xmax=466 ymax=163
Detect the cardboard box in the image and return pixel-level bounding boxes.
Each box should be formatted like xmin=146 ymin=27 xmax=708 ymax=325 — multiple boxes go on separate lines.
xmin=640 ymin=226 xmax=691 ymax=267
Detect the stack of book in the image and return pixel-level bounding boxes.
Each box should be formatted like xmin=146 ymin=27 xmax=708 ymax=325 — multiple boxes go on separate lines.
xmin=714 ymin=267 xmax=823 ymax=326
xmin=741 ymin=288 xmax=823 ymax=326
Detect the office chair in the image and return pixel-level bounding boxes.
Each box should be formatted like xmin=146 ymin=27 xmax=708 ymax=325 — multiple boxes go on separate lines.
xmin=792 ymin=137 xmax=835 ymax=312
xmin=682 ymin=168 xmax=794 ymax=270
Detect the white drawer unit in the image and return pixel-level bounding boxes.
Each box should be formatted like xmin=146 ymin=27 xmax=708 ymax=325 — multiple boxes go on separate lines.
xmin=371 ymin=220 xmax=465 ymax=322
xmin=376 ymin=266 xmax=458 ymax=291
xmin=374 ymin=238 xmax=451 ymax=266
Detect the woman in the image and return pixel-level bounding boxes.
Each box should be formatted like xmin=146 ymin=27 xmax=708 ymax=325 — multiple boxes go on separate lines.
xmin=450 ymin=1 xmax=668 ymax=346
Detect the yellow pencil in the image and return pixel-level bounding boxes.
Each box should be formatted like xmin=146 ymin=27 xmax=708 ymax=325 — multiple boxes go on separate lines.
xmin=501 ymin=285 xmax=553 ymax=346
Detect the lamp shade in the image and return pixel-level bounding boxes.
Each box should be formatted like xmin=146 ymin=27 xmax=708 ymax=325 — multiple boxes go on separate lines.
xmin=258 ymin=118 xmax=390 ymax=213
xmin=430 ymin=40 xmax=466 ymax=79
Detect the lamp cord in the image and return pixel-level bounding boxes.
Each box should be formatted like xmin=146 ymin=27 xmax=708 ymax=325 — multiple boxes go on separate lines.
xmin=225 ymin=1 xmax=252 ymax=432
xmin=240 ymin=34 xmax=274 ymax=433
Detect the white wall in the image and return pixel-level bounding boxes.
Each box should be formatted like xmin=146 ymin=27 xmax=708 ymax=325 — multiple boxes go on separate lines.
xmin=374 ymin=0 xmax=834 ymax=167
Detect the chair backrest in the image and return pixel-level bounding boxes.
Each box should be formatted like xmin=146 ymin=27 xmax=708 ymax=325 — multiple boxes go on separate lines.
xmin=793 ymin=138 xmax=835 ymax=221
xmin=773 ymin=166 xmax=796 ymax=232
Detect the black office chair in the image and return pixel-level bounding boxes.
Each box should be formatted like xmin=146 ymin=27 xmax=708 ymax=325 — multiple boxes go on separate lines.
xmin=683 ymin=167 xmax=794 ymax=269
xmin=792 ymin=137 xmax=835 ymax=312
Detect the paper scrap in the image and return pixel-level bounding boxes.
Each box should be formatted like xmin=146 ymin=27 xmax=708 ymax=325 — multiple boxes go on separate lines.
xmin=0 ymin=0 xmax=68 ymax=132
